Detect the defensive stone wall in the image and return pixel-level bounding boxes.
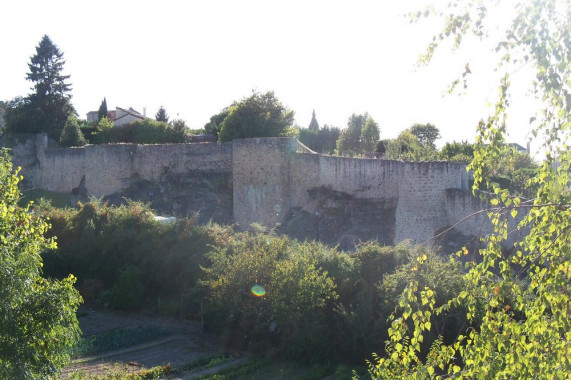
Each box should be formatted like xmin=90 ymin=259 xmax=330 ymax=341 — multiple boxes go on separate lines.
xmin=3 ymin=134 xmax=499 ymax=246
xmin=233 ymin=138 xmax=470 ymax=244
xmin=5 ymin=134 xmax=232 ymax=196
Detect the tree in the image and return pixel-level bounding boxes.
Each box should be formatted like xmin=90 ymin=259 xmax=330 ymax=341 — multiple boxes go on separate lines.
xmin=0 ymin=149 xmax=82 ymax=378
xmin=3 ymin=35 xmax=75 ymax=139
xmin=382 ymin=129 xmax=438 ymax=161
xmin=204 ymin=107 xmax=230 ymax=138
xmin=155 ymin=106 xmax=169 ymax=123
xmin=97 ymin=98 xmax=108 ymax=121
xmin=360 ymin=117 xmax=381 ymax=154
xmin=367 ymin=0 xmax=570 ymax=378
xmin=299 ymin=124 xmax=341 ymax=154
xmin=26 ymin=35 xmax=72 ymax=98
xmin=217 ymin=91 xmax=295 ymax=142
xmin=170 ymin=119 xmax=189 ymax=143
xmin=308 ymin=109 xmax=319 ymax=131
xmin=439 ymin=140 xmax=475 ymax=162
xmin=410 ymin=123 xmax=440 ymax=149
xmin=59 ymin=114 xmax=87 ymax=147
xmin=336 ymin=113 xmax=379 ymax=157
xmin=92 ymin=116 xmax=114 ymax=144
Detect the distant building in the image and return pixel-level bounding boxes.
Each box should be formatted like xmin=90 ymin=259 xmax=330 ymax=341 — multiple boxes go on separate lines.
xmin=86 ymin=111 xmax=99 ymax=123
xmin=113 ymin=107 xmax=146 ymax=126
xmin=86 ymin=107 xmax=147 ymax=126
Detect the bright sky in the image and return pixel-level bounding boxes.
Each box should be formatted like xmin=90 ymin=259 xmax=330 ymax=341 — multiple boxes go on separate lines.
xmin=1 ymin=0 xmax=539 ymax=149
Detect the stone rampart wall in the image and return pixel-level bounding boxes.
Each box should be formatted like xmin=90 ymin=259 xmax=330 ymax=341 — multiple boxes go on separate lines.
xmin=6 ymin=135 xmax=233 ymax=197
xmin=234 ymin=138 xmax=471 ymax=244
xmin=4 ymin=134 xmax=491 ymax=246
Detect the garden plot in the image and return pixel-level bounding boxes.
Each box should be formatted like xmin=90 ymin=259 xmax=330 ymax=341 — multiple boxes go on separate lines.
xmin=62 ymin=309 xmax=224 ymax=378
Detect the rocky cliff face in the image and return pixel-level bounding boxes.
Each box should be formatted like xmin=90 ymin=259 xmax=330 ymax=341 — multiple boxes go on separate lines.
xmin=103 ymin=171 xmax=233 ymax=225
xmin=279 ymin=186 xmax=396 ymax=249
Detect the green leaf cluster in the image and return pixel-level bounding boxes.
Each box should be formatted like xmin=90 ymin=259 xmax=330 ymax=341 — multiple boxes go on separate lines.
xmin=207 ymin=91 xmax=295 ymax=142
xmin=336 ymin=113 xmax=380 ymax=157
xmin=0 ymin=149 xmax=82 ymax=379
xmin=366 ymin=0 xmax=571 ymax=377
xmin=202 ymin=231 xmax=337 ymax=359
xmin=2 ymin=35 xmax=75 ymax=139
xmin=60 ymin=114 xmax=87 ymax=147
xmin=298 ymin=124 xmax=341 ymax=154
xmin=92 ymin=118 xmax=187 ymax=144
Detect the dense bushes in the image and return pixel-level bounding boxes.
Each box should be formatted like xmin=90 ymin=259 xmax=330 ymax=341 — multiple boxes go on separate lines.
xmin=39 ymin=200 xmax=472 ymax=364
xmin=41 ymin=200 xmax=233 ymax=312
xmin=202 ymin=231 xmax=338 ymax=360
xmin=90 ymin=118 xmax=187 ymax=144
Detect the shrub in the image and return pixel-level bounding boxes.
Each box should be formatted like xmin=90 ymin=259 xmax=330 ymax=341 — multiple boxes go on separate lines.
xmin=106 ymin=266 xmax=145 ymax=310
xmin=110 ymin=119 xmax=186 ymax=144
xmin=202 ymin=231 xmax=337 ymax=360
xmin=40 ymin=200 xmax=234 ymax=313
xmin=60 ymin=114 xmax=87 ymax=147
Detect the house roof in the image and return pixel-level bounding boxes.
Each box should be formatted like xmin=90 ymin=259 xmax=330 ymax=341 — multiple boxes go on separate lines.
xmin=114 ymin=107 xmax=145 ymax=123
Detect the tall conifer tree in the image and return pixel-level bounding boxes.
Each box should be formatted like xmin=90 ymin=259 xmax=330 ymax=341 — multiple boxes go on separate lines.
xmin=97 ymin=98 xmax=108 ymax=121
xmin=4 ymin=35 xmax=75 ymax=138
xmin=308 ymin=109 xmax=319 ymax=131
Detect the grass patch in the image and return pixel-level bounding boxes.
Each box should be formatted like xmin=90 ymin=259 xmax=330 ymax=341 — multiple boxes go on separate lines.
xmin=70 ymin=326 xmax=173 ymax=358
xmin=177 ymin=353 xmax=232 ymax=372
xmin=191 ymin=359 xmax=264 ymax=380
xmin=67 ymin=363 xmax=172 ymax=379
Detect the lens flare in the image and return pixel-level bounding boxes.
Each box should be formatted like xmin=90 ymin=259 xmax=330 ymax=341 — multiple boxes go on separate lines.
xmin=251 ymin=284 xmax=266 ymax=297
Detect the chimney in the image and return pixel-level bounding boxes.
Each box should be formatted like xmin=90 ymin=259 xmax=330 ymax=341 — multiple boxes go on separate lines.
xmin=143 ymin=107 xmax=146 ymax=118
xmin=527 ymin=141 xmax=531 ymax=154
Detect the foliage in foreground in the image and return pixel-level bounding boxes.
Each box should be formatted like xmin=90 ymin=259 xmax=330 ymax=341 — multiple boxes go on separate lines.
xmin=365 ymin=0 xmax=570 ymax=378
xmin=0 ymin=149 xmax=82 ymax=379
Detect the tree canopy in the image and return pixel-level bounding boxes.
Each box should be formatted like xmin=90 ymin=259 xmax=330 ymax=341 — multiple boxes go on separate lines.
xmin=298 ymin=124 xmax=341 ymax=154
xmin=2 ymin=35 xmax=75 ymax=139
xmin=97 ymin=98 xmax=108 ymax=121
xmin=211 ymin=91 xmax=295 ymax=142
xmin=0 ymin=150 xmax=82 ymax=378
xmin=335 ymin=113 xmax=380 ymax=157
xmin=26 ymin=35 xmax=72 ymax=98
xmin=308 ymin=109 xmax=319 ymax=131
xmin=410 ymin=123 xmax=440 ymax=149
xmin=155 ymin=106 xmax=169 ymax=123
xmin=59 ymin=114 xmax=87 ymax=147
